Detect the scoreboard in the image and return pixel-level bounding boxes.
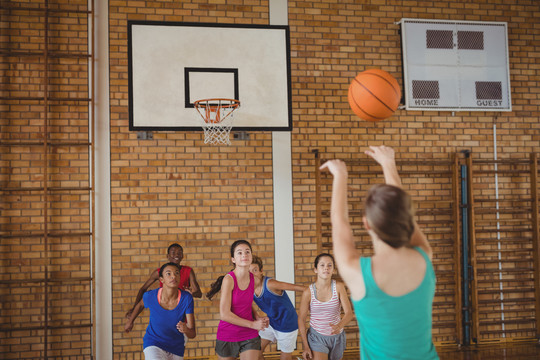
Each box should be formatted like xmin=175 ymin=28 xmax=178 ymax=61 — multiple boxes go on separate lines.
xmin=399 ymin=19 xmax=511 ymax=112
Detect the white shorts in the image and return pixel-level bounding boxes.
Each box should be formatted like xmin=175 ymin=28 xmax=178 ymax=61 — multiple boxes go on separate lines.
xmin=259 ymin=325 xmax=298 ymax=353
xmin=143 ymin=345 xmax=184 ymax=360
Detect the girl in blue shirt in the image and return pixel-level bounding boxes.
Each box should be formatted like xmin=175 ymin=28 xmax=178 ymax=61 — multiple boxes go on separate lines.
xmin=125 ymin=262 xmax=196 ymax=359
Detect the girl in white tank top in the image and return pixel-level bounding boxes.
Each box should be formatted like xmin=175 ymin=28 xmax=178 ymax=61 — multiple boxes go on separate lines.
xmin=298 ymin=253 xmax=354 ymax=360
xmin=309 ymin=280 xmax=341 ymax=335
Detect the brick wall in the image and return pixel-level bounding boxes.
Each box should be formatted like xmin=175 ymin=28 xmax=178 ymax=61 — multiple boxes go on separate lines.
xmin=108 ymin=1 xmax=277 ymax=358
xmin=1 ymin=0 xmax=93 ymax=358
xmin=287 ymin=0 xmax=539 ymax=347
xmin=2 ymin=0 xmax=539 ymax=358
xmin=110 ymin=0 xmax=539 ymax=356
xmin=109 ymin=0 xmax=539 ymax=356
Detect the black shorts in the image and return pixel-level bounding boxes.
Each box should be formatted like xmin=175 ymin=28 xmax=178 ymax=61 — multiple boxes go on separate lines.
xmin=215 ymin=336 xmax=261 ymax=357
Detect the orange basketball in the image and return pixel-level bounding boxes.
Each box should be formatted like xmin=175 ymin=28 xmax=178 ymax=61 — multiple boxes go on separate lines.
xmin=348 ymin=69 xmax=401 ymax=122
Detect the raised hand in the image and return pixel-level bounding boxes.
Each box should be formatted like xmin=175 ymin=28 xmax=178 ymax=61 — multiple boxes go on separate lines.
xmin=365 ymin=145 xmax=401 ymax=187
xmin=364 ymin=145 xmax=395 ymax=167
xmin=319 ymin=159 xmax=348 ymax=178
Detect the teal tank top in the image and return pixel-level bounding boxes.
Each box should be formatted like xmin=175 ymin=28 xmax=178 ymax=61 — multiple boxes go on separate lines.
xmin=352 ymin=247 xmax=439 ymax=359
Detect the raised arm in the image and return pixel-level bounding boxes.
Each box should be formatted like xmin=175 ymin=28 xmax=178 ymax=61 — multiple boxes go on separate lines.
xmin=125 ymin=270 xmax=159 ymax=319
xmin=364 ymin=145 xmax=433 ymax=259
xmin=219 ymin=275 xmax=267 ymax=331
xmin=364 ymin=145 xmax=402 ymax=187
xmin=319 ymin=160 xmax=364 ymax=300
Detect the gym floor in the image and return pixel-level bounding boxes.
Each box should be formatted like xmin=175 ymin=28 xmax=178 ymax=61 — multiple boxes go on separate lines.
xmin=435 ymin=342 xmax=540 ymax=360
xmin=259 ymin=342 xmax=540 ymax=360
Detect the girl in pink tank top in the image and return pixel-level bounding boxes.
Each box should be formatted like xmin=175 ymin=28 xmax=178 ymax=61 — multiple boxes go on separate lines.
xmin=206 ymin=240 xmax=269 ymax=360
xmin=298 ymin=253 xmax=354 ymax=360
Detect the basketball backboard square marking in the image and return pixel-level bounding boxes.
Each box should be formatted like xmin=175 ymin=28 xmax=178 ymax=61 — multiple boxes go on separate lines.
xmin=184 ymin=68 xmax=239 ymax=108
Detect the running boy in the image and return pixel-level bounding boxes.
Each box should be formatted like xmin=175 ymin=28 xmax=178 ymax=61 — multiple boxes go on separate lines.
xmin=126 ymin=243 xmax=202 ymax=320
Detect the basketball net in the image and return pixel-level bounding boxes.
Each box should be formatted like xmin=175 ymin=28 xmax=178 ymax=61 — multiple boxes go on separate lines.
xmin=194 ymin=99 xmax=240 ymax=146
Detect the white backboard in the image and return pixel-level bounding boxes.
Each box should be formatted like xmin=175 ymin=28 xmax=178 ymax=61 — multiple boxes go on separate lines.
xmin=128 ymin=21 xmax=292 ymax=131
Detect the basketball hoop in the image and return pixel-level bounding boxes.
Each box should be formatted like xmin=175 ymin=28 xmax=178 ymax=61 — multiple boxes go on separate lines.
xmin=194 ymin=98 xmax=240 ymax=145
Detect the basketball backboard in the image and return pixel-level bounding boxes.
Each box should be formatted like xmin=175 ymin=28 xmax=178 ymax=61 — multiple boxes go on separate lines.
xmin=128 ymin=21 xmax=292 ymax=131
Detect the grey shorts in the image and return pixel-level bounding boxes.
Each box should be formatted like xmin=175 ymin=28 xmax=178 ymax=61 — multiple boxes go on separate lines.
xmin=307 ymin=328 xmax=346 ymax=360
xmin=215 ymin=336 xmax=261 ymax=357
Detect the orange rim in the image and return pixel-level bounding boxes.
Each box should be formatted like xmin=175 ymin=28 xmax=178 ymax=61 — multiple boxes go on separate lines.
xmin=194 ymin=99 xmax=240 ymax=124
xmin=193 ymin=98 xmax=240 ymax=109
